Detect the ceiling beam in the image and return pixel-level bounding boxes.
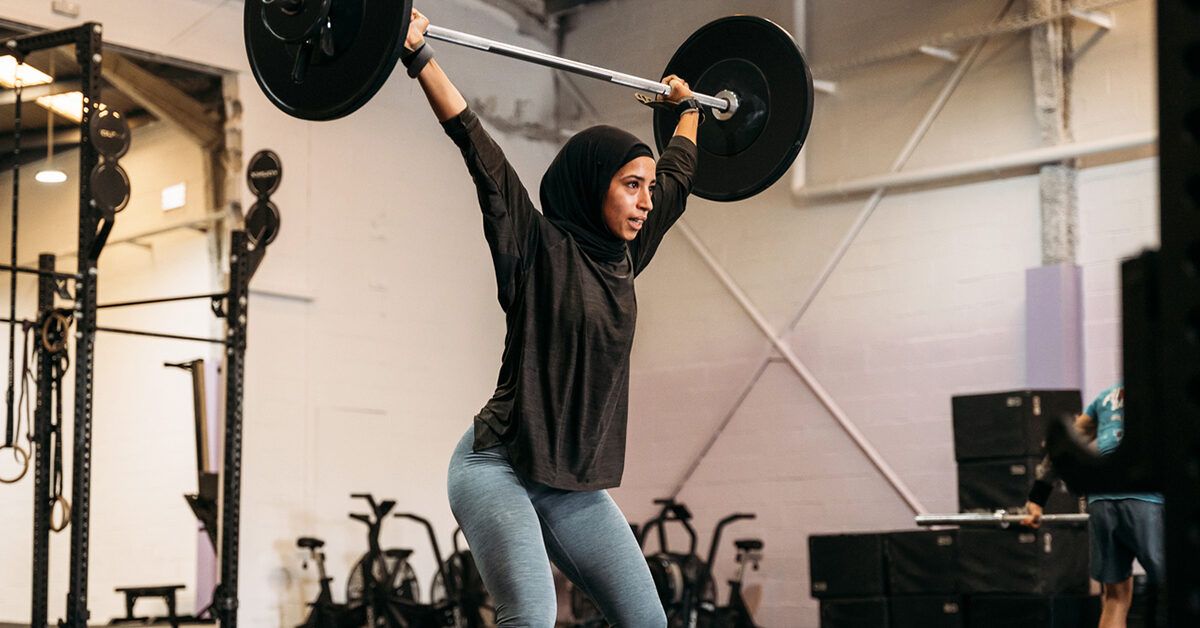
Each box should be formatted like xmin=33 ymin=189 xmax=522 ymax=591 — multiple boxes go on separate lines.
xmin=53 ymin=49 xmax=221 ymax=150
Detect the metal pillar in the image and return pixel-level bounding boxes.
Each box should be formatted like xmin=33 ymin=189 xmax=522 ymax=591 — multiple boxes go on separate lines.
xmin=66 ymin=23 xmax=105 ymax=628
xmin=1029 ymin=0 xmax=1078 ymax=265
xmin=30 ymin=254 xmax=56 ymax=628
xmin=215 ymin=231 xmax=251 ymax=627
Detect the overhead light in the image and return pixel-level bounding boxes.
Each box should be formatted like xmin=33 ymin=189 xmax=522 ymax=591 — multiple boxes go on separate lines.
xmin=37 ymin=59 xmax=68 ymax=186
xmin=34 ymin=91 xmax=100 ymax=124
xmin=0 ymin=56 xmax=53 ymax=88
xmin=35 ymin=169 xmax=67 ymax=184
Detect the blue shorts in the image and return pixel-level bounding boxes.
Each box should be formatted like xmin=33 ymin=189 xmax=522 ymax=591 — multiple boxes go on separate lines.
xmin=1087 ymin=498 xmax=1165 ymax=584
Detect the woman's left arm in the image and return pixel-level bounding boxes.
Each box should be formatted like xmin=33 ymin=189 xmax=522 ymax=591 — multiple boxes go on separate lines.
xmin=630 ymin=77 xmax=699 ymax=275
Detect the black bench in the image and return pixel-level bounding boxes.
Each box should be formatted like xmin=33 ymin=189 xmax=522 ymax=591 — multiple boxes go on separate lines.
xmin=110 ymin=584 xmax=185 ymax=627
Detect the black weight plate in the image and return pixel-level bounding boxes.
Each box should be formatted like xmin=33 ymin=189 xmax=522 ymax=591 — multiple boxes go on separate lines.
xmin=653 ymin=16 xmax=813 ymax=202
xmin=89 ymin=109 xmax=131 ymax=159
xmin=245 ymin=0 xmax=412 ymax=121
xmin=247 ymin=149 xmax=283 ymax=197
xmin=264 ymin=0 xmax=332 ymax=44
xmin=89 ymin=163 xmax=131 ymax=213
xmin=245 ymin=199 xmax=281 ymax=246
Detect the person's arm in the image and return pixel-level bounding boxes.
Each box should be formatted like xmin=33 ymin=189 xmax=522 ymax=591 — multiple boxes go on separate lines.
xmin=630 ymin=75 xmax=699 ymax=275
xmin=406 ymin=10 xmax=466 ymax=121
xmin=406 ymin=9 xmax=540 ymax=311
xmin=1022 ymin=412 xmax=1095 ymax=528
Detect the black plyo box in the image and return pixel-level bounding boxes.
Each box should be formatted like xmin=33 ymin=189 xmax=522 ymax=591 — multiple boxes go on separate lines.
xmin=957 ymin=456 xmax=1080 ymax=514
xmin=819 ymin=597 xmax=889 ymax=628
xmin=886 ymin=530 xmax=958 ymax=594
xmin=952 ymin=389 xmax=1081 ymax=461
xmin=967 ymin=595 xmax=1101 ymax=628
xmin=808 ymin=533 xmax=887 ymax=598
xmin=889 ymin=595 xmax=964 ymax=628
xmin=958 ymin=527 xmax=1090 ymax=595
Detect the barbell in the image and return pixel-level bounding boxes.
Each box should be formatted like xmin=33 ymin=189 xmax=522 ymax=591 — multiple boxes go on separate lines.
xmin=244 ymin=0 xmax=814 ymax=202
xmin=915 ymin=512 xmax=1090 ymax=528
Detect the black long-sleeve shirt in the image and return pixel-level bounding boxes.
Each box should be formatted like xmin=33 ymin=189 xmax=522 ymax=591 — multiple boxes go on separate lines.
xmin=442 ymin=108 xmax=697 ymax=490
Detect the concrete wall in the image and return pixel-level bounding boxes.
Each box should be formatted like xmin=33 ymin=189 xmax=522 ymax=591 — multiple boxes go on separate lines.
xmin=0 ymin=0 xmax=1161 ymax=626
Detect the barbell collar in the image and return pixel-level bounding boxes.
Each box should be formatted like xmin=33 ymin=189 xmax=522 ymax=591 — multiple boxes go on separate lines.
xmin=423 ymin=25 xmax=734 ymax=114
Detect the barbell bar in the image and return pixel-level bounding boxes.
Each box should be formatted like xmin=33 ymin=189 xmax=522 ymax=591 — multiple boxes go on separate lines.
xmin=421 ymin=25 xmax=737 ymax=115
xmin=915 ymin=512 xmax=1090 ymax=527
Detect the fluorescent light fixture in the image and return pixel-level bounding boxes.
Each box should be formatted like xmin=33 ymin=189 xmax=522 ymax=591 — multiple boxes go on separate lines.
xmin=35 ymin=169 xmax=68 ymax=184
xmin=0 ymin=56 xmax=53 ymax=88
xmin=36 ymin=91 xmax=86 ymax=123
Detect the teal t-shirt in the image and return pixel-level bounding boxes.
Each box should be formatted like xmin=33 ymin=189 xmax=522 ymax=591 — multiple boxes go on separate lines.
xmin=1086 ymin=383 xmax=1164 ymax=504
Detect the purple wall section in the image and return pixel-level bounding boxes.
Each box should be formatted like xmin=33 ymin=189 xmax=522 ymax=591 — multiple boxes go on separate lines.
xmin=1025 ymin=263 xmax=1084 ymax=389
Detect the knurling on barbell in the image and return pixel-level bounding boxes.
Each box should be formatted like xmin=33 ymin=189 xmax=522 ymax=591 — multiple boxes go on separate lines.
xmin=244 ymin=0 xmax=813 ymax=202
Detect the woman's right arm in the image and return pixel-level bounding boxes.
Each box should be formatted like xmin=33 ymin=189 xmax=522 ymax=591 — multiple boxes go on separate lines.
xmin=406 ymin=10 xmax=467 ymax=122
xmin=406 ymin=9 xmax=539 ymax=311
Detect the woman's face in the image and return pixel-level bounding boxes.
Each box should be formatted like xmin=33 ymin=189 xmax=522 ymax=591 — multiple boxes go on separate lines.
xmin=602 ymin=156 xmax=656 ymax=241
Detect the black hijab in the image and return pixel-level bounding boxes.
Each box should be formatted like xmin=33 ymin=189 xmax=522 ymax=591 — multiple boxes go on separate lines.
xmin=540 ymin=125 xmax=654 ymax=264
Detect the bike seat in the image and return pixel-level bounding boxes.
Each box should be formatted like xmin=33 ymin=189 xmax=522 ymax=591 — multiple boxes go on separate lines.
xmin=734 ymin=539 xmax=763 ymax=551
xmin=384 ymin=548 xmax=414 ymax=560
xmin=296 ymin=537 xmax=325 ymax=550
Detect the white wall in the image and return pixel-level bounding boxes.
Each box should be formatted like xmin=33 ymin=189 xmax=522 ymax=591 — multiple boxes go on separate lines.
xmin=0 ymin=0 xmax=1162 ymax=626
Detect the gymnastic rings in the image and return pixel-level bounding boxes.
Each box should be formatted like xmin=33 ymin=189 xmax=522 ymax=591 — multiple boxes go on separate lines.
xmin=40 ymin=309 xmax=73 ymax=354
xmin=0 ymin=443 xmax=30 ymax=484
xmin=50 ymin=493 xmax=71 ymax=533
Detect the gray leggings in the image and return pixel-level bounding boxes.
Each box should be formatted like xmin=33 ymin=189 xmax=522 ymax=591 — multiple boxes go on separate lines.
xmin=447 ymin=426 xmax=666 ymax=627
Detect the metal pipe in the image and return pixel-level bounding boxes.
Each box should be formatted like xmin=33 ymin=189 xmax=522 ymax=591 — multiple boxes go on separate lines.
xmin=0 ymin=263 xmax=80 ymax=281
xmin=95 ymin=326 xmax=228 ymax=346
xmin=676 ymin=220 xmax=929 ymax=515
xmin=796 ymin=131 xmax=1157 ymax=200
xmin=97 ymin=292 xmax=227 ymax=310
xmin=916 ymin=512 xmax=1089 ymax=527
xmin=424 ymin=25 xmax=735 ymax=113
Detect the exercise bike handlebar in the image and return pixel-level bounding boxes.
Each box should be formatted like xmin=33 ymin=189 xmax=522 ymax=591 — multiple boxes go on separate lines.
xmin=706 ymin=513 xmax=756 ymax=568
xmin=639 ymin=500 xmax=699 ymax=557
xmin=349 ymin=493 xmax=396 ymax=520
xmin=395 ymin=512 xmax=453 ymax=598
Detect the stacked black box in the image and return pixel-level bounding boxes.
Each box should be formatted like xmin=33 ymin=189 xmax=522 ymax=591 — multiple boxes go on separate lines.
xmin=967 ymin=595 xmax=1101 ymax=627
xmin=809 ymin=533 xmax=888 ymax=627
xmin=951 ymin=390 xmax=1081 ymax=461
xmin=885 ymin=530 xmax=963 ymax=627
xmin=889 ymin=596 xmax=964 ymax=628
xmin=952 ymin=390 xmax=1082 ymax=513
xmin=819 ymin=598 xmax=889 ymax=628
xmin=957 ymin=527 xmax=1090 ymax=595
xmin=809 ymin=533 xmax=887 ymax=598
xmin=886 ymin=530 xmax=958 ymax=595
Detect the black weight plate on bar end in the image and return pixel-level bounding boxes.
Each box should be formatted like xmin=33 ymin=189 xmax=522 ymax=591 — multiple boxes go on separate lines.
xmin=247 ymin=149 xmax=283 ymax=197
xmin=245 ymin=0 xmax=413 ymax=121
xmin=89 ymin=109 xmax=131 ymax=159
xmin=245 ymin=199 xmax=281 ymax=247
xmin=653 ymin=16 xmax=813 ymax=202
xmin=89 ymin=163 xmax=131 ymax=213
